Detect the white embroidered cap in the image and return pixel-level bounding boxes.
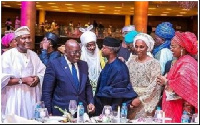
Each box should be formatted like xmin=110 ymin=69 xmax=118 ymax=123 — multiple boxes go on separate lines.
xmin=79 ymin=25 xmax=97 ymax=45
xmin=15 ymin=26 xmax=30 ymax=38
xmin=122 ymin=25 xmax=135 ymax=33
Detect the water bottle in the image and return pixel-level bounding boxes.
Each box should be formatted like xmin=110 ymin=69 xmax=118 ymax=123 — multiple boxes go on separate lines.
xmin=34 ymin=101 xmax=45 ymax=120
xmin=78 ymin=102 xmax=84 ymax=123
xmin=154 ymin=106 xmax=163 ymax=123
xmin=120 ymin=103 xmax=128 ymax=123
xmin=181 ymin=111 xmax=190 ymax=123
xmin=34 ymin=103 xmax=41 ymax=120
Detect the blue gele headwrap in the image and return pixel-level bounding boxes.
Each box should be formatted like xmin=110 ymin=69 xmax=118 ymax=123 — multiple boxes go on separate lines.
xmin=155 ymin=22 xmax=175 ymax=40
xmin=124 ymin=30 xmax=139 ymax=44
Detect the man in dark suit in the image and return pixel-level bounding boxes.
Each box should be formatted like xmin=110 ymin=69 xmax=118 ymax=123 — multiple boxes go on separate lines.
xmin=42 ymin=39 xmax=95 ymax=116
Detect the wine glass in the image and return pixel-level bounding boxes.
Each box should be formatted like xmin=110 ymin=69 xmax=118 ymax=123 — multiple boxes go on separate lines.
xmin=102 ymin=105 xmax=112 ymax=116
xmin=68 ymin=100 xmax=77 ymax=120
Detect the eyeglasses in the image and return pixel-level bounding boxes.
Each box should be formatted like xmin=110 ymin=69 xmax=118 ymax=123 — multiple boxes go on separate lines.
xmin=86 ymin=44 xmax=96 ymax=48
xmin=69 ymin=50 xmax=82 ymax=55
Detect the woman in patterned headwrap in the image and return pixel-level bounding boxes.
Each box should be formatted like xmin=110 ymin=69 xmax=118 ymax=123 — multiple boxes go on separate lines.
xmin=152 ymin=22 xmax=175 ymax=75
xmin=1 ymin=32 xmax=17 ymax=54
xmin=126 ymin=33 xmax=162 ymax=119
xmin=156 ymin=31 xmax=198 ymax=123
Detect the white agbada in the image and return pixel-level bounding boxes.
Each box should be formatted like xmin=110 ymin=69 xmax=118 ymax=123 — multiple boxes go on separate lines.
xmin=1 ymin=48 xmax=46 ymax=119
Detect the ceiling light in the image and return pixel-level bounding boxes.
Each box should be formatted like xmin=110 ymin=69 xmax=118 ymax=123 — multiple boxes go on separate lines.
xmin=81 ymin=5 xmax=90 ymax=7
xmin=17 ymin=4 xmax=21 ymax=6
xmin=47 ymin=3 xmax=56 ymax=5
xmin=177 ymin=14 xmax=183 ymax=16
xmin=114 ymin=10 xmax=120 ymax=12
xmin=99 ymin=12 xmax=104 ymax=14
xmin=51 ymin=6 xmax=58 ymax=8
xmin=36 ymin=2 xmax=39 ymax=4
xmin=148 ymin=8 xmax=156 ymax=10
xmin=36 ymin=5 xmax=42 ymax=7
xmin=166 ymin=8 xmax=172 ymax=10
xmin=181 ymin=9 xmax=190 ymax=11
xmin=3 ymin=5 xmax=11 ymax=7
xmin=114 ymin=7 xmax=122 ymax=9
xmin=67 ymin=7 xmax=74 ymax=9
xmin=160 ymin=14 xmax=167 ymax=16
xmin=148 ymin=14 xmax=153 ymax=16
xmin=114 ymin=13 xmax=120 ymax=14
xmin=65 ymin=4 xmax=73 ymax=6
xmin=180 ymin=12 xmax=187 ymax=14
xmin=163 ymin=12 xmax=170 ymax=14
xmin=53 ymin=9 xmax=60 ymax=11
xmin=98 ymin=6 xmax=105 ymax=8
xmin=130 ymin=7 xmax=134 ymax=10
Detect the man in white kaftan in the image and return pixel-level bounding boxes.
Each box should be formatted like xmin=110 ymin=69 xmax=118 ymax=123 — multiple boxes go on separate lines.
xmin=1 ymin=26 xmax=46 ymax=120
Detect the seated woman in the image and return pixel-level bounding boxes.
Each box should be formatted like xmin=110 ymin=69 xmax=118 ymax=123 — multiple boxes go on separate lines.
xmin=156 ymin=31 xmax=198 ymax=123
xmin=126 ymin=33 xmax=162 ymax=119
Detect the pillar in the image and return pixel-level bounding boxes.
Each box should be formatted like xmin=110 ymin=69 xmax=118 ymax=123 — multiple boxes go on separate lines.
xmin=133 ymin=1 xmax=149 ymax=33
xmin=21 ymin=1 xmax=36 ymax=49
xmin=125 ymin=15 xmax=131 ymax=26
xmin=39 ymin=10 xmax=45 ymax=25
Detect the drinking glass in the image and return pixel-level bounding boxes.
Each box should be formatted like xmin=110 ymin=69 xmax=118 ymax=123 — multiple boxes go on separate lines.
xmin=191 ymin=113 xmax=198 ymax=123
xmin=111 ymin=111 xmax=119 ymax=123
xmin=68 ymin=100 xmax=77 ymax=120
xmin=102 ymin=105 xmax=112 ymax=116
xmin=38 ymin=108 xmax=49 ymax=123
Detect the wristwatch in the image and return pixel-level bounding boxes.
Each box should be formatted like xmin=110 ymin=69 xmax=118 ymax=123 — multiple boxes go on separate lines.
xmin=18 ymin=78 xmax=22 ymax=84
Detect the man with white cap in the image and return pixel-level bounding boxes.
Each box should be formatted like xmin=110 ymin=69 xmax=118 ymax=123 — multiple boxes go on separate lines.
xmin=117 ymin=25 xmax=136 ymax=61
xmin=1 ymin=26 xmax=46 ymax=119
xmin=79 ymin=25 xmax=106 ymax=95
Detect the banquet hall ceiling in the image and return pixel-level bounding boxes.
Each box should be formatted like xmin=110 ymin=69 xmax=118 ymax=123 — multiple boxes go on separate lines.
xmin=1 ymin=1 xmax=198 ymax=17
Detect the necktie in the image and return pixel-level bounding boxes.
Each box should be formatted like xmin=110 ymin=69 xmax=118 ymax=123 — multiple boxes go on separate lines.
xmin=71 ymin=63 xmax=80 ymax=90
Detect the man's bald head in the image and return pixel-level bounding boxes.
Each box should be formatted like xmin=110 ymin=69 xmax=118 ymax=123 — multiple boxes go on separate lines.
xmin=65 ymin=39 xmax=80 ymax=49
xmin=65 ymin=39 xmax=81 ymax=63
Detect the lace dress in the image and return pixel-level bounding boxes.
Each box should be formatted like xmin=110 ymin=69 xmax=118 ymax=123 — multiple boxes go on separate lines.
xmin=126 ymin=55 xmax=162 ymax=119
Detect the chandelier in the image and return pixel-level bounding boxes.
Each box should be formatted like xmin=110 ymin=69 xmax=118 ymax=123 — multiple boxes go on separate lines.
xmin=177 ymin=1 xmax=197 ymax=10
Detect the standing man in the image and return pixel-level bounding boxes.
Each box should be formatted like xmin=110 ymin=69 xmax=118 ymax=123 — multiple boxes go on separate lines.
xmin=15 ymin=16 xmax=20 ymax=30
xmin=117 ymin=25 xmax=136 ymax=61
xmin=1 ymin=26 xmax=46 ymax=119
xmin=152 ymin=22 xmax=175 ymax=75
xmin=94 ymin=37 xmax=138 ymax=116
xmin=39 ymin=32 xmax=61 ymax=66
xmin=42 ymin=39 xmax=95 ymax=116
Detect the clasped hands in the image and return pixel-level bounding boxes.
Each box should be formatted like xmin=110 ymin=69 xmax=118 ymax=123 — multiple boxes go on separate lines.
xmin=22 ymin=76 xmax=40 ymax=87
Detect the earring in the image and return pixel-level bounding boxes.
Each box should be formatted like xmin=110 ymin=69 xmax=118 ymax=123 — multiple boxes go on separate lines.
xmin=181 ymin=49 xmax=183 ymax=56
